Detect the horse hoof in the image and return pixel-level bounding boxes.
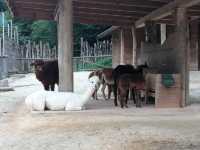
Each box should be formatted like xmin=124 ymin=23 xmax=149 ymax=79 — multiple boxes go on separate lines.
xmin=136 ymin=105 xmax=142 ymax=108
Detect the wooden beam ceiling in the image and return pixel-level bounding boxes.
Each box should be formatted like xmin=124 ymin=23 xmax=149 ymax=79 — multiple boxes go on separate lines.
xmin=6 ymin=0 xmax=200 ymax=26
xmin=135 ymin=0 xmax=200 ymax=28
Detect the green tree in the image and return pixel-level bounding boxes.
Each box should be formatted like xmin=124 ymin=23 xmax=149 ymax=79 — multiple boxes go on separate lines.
xmin=0 ymin=0 xmax=7 ymax=12
xmin=14 ymin=18 xmax=33 ymax=44
xmin=31 ymin=20 xmax=57 ymax=47
xmin=74 ymin=24 xmax=109 ymax=51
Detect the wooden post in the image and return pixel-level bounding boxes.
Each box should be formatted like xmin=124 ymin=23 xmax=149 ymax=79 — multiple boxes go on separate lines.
xmin=57 ymin=0 xmax=73 ymax=92
xmin=112 ymin=30 xmax=121 ymax=68
xmin=145 ymin=21 xmax=158 ymax=44
xmin=132 ymin=25 xmax=137 ymax=66
xmin=160 ymin=24 xmax=167 ymax=45
xmin=2 ymin=12 xmax=5 ymax=56
xmin=0 ymin=38 xmax=2 ymax=56
xmin=120 ymin=29 xmax=125 ymax=64
xmin=10 ymin=20 xmax=13 ymax=40
xmin=7 ymin=23 xmax=10 ymax=38
xmin=175 ymin=7 xmax=189 ymax=107
xmin=189 ymin=20 xmax=199 ymax=71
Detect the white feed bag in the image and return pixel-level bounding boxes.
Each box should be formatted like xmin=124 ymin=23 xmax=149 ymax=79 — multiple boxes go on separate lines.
xmin=25 ymin=91 xmax=46 ymax=111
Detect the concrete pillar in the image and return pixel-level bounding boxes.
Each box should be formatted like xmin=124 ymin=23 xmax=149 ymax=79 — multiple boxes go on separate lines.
xmin=58 ymin=0 xmax=73 ymax=92
xmin=160 ymin=24 xmax=167 ymax=45
xmin=112 ymin=30 xmax=121 ymax=68
xmin=175 ymin=7 xmax=189 ymax=107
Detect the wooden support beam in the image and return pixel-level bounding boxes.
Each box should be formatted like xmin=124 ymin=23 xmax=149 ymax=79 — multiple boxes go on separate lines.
xmin=135 ymin=0 xmax=200 ymax=28
xmin=14 ymin=0 xmax=57 ymax=6
xmin=132 ymin=25 xmax=137 ymax=65
xmin=73 ymin=1 xmax=158 ymax=12
xmin=13 ymin=2 xmax=56 ymax=11
xmin=97 ymin=26 xmax=119 ymax=39
xmin=58 ymin=0 xmax=73 ymax=92
xmin=73 ymin=7 xmax=149 ymax=17
xmin=74 ymin=16 xmax=134 ymax=26
xmin=14 ymin=10 xmax=54 ymax=20
xmin=120 ymin=29 xmax=125 ymax=64
xmin=112 ymin=30 xmax=121 ymax=68
xmin=73 ymin=0 xmax=168 ymax=8
xmin=175 ymin=7 xmax=189 ymax=107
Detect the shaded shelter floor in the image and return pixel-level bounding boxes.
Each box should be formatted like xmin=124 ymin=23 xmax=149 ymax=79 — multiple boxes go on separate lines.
xmin=0 ymin=72 xmax=200 ymax=150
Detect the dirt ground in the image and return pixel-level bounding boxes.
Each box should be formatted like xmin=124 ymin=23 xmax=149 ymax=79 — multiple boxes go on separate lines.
xmin=0 ymin=72 xmax=200 ymax=150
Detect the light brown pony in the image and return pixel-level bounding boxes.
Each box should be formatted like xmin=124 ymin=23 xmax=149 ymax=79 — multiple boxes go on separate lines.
xmin=88 ymin=68 xmax=114 ymax=100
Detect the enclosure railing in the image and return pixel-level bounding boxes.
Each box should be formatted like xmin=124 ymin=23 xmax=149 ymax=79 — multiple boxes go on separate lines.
xmin=0 ymin=12 xmax=19 ymax=57
xmin=73 ymin=55 xmax=112 ymax=72
xmin=15 ymin=38 xmax=112 ymax=72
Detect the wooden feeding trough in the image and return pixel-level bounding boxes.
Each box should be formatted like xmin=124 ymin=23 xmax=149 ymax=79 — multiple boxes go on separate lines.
xmin=155 ymin=74 xmax=181 ymax=108
xmin=146 ymin=74 xmax=181 ymax=108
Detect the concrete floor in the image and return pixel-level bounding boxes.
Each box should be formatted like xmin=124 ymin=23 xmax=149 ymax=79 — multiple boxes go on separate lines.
xmin=0 ymin=72 xmax=200 ymax=150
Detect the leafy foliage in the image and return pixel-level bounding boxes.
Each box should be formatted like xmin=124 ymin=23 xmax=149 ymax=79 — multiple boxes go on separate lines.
xmin=0 ymin=0 xmax=7 ymax=12
xmin=74 ymin=24 xmax=109 ymax=51
xmin=75 ymin=57 xmax=112 ymax=71
xmin=14 ymin=19 xmax=33 ymax=44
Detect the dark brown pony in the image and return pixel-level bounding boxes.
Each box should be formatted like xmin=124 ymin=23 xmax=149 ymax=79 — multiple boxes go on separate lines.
xmin=117 ymin=73 xmax=146 ymax=108
xmin=113 ymin=63 xmax=148 ymax=107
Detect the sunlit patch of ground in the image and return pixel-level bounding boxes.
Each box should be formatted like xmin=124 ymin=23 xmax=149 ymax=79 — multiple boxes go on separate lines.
xmin=0 ymin=72 xmax=200 ymax=150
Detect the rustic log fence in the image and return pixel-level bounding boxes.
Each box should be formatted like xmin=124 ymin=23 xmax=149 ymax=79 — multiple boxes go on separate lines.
xmin=73 ymin=37 xmax=112 ymax=71
xmin=17 ymin=38 xmax=112 ymax=72
xmin=16 ymin=41 xmax=57 ymax=73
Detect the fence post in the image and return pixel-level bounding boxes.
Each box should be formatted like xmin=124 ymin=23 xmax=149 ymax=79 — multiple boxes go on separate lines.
xmin=0 ymin=38 xmax=1 ymax=56
xmin=2 ymin=12 xmax=5 ymax=56
xmin=10 ymin=20 xmax=13 ymax=40
xmin=7 ymin=23 xmax=10 ymax=38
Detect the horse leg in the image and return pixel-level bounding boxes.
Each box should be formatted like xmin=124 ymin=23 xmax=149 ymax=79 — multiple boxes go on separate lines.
xmin=125 ymin=90 xmax=129 ymax=108
xmin=131 ymin=88 xmax=136 ymax=104
xmin=44 ymin=84 xmax=49 ymax=91
xmin=108 ymin=84 xmax=112 ymax=100
xmin=101 ymin=83 xmax=107 ymax=100
xmin=114 ymin=81 xmax=118 ymax=106
xmin=118 ymin=89 xmax=124 ymax=108
xmin=95 ymin=90 xmax=98 ymax=100
xmin=50 ymin=84 xmax=55 ymax=91
xmin=135 ymin=91 xmax=142 ymax=108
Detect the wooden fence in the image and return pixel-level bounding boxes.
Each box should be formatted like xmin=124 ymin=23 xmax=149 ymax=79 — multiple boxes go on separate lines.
xmin=16 ymin=41 xmax=57 ymax=72
xmin=0 ymin=12 xmax=19 ymax=57
xmin=75 ymin=37 xmax=112 ymax=71
xmin=15 ymin=38 xmax=112 ymax=72
xmin=81 ymin=37 xmax=112 ymax=57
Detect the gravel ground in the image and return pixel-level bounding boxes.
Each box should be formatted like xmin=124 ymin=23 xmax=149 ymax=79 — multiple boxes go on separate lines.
xmin=0 ymin=72 xmax=200 ymax=150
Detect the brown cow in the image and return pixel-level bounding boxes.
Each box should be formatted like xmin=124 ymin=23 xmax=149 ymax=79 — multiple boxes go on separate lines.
xmin=31 ymin=60 xmax=59 ymax=91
